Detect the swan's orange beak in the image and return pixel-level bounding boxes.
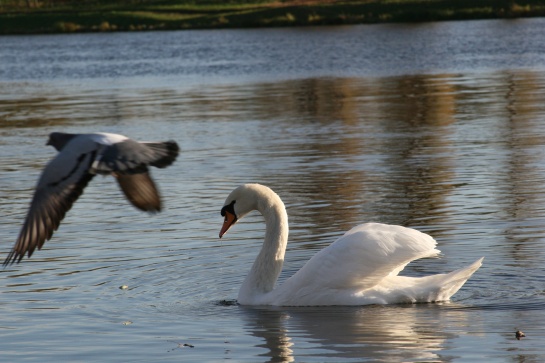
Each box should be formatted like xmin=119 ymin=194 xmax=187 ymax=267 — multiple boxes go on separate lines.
xmin=219 ymin=211 xmax=237 ymax=238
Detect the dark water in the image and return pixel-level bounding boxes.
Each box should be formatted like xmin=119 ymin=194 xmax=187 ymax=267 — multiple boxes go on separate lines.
xmin=1 ymin=18 xmax=545 ymax=362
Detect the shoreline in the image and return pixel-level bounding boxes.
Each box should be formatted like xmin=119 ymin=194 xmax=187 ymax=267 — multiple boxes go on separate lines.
xmin=1 ymin=1 xmax=544 ymax=35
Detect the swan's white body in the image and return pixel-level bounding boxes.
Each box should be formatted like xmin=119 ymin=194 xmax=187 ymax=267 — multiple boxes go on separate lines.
xmin=220 ymin=184 xmax=483 ymax=306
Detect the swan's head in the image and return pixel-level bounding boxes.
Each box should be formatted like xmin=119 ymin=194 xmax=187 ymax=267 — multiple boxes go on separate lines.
xmin=219 ymin=184 xmax=274 ymax=238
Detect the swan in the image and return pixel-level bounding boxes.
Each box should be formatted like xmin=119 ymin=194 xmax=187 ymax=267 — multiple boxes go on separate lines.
xmin=219 ymin=183 xmax=483 ymax=306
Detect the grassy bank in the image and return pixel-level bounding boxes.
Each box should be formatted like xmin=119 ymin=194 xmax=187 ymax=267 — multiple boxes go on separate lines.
xmin=1 ymin=0 xmax=545 ymax=35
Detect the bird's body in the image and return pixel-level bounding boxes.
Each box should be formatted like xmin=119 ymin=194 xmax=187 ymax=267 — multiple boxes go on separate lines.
xmin=4 ymin=132 xmax=179 ymax=265
xmin=220 ymin=184 xmax=483 ymax=306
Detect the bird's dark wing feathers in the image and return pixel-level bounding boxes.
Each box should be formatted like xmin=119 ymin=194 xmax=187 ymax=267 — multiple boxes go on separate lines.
xmin=143 ymin=141 xmax=180 ymax=169
xmin=92 ymin=140 xmax=179 ymax=175
xmin=115 ymin=173 xmax=162 ymax=212
xmin=91 ymin=140 xmax=179 ymax=212
xmin=3 ymin=151 xmax=96 ymax=266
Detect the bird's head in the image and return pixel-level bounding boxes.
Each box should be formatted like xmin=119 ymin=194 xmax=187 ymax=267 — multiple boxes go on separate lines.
xmin=47 ymin=132 xmax=77 ymax=152
xmin=219 ymin=184 xmax=271 ymax=238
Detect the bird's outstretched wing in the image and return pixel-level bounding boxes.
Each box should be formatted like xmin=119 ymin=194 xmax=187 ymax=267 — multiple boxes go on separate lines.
xmin=91 ymin=139 xmax=179 ymax=212
xmin=3 ymin=148 xmax=97 ymax=266
xmin=91 ymin=139 xmax=179 ymax=175
xmin=115 ymin=172 xmax=161 ymax=212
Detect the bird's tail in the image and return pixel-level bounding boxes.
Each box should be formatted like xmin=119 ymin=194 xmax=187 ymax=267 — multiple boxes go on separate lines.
xmin=144 ymin=141 xmax=180 ymax=168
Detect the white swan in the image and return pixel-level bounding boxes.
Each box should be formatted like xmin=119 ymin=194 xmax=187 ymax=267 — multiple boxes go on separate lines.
xmin=219 ymin=184 xmax=483 ymax=306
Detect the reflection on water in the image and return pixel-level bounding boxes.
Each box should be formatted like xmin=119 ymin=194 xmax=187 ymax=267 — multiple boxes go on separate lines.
xmin=241 ymin=304 xmax=473 ymax=363
xmin=2 ymin=21 xmax=545 ymax=362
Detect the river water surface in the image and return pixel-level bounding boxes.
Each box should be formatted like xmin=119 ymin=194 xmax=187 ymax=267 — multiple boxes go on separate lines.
xmin=1 ymin=19 xmax=545 ymax=362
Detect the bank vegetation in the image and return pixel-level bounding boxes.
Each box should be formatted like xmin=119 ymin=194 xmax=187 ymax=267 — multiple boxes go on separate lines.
xmin=1 ymin=0 xmax=544 ymax=34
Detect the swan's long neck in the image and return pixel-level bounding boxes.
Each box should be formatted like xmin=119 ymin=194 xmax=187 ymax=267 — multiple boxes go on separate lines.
xmin=238 ymin=192 xmax=289 ymax=303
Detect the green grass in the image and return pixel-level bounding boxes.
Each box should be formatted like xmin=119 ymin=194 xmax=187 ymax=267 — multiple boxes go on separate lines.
xmin=1 ymin=0 xmax=545 ymax=34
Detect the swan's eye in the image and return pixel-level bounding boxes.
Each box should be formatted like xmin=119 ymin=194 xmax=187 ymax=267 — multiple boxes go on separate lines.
xmin=220 ymin=200 xmax=236 ymax=217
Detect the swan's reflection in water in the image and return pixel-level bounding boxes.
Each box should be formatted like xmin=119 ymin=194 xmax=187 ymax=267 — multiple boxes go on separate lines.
xmin=241 ymin=304 xmax=475 ymax=362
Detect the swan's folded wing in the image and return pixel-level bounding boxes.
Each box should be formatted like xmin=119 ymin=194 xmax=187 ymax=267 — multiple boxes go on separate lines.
xmin=284 ymin=223 xmax=440 ymax=293
xmin=3 ymin=150 xmax=97 ymax=265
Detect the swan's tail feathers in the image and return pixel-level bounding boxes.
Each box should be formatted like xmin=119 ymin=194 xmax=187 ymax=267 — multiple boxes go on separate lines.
xmin=431 ymin=257 xmax=484 ymax=302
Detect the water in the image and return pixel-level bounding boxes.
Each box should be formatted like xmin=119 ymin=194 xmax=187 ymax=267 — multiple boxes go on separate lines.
xmin=1 ymin=18 xmax=545 ymax=362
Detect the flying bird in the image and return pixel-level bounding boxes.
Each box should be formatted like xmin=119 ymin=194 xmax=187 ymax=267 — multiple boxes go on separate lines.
xmin=3 ymin=132 xmax=179 ymax=266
